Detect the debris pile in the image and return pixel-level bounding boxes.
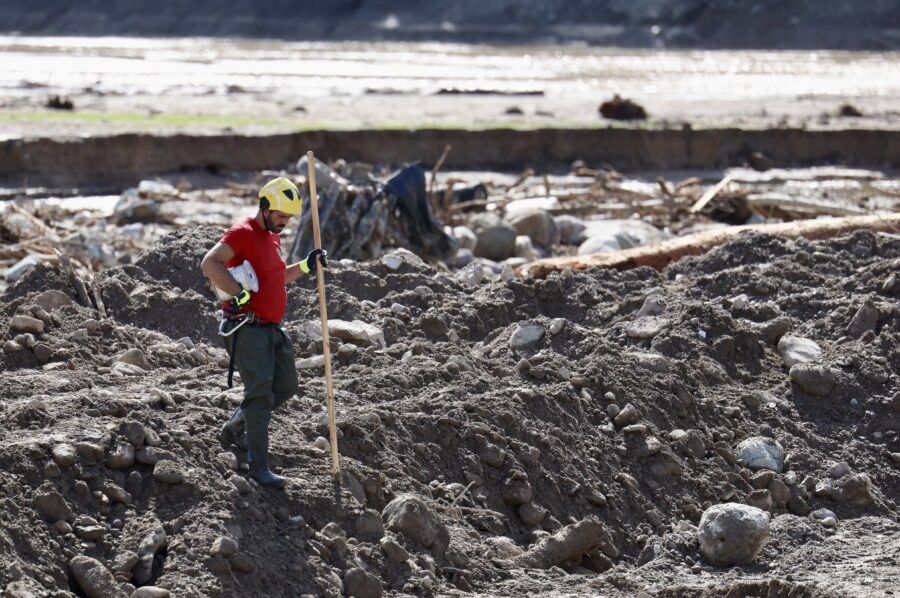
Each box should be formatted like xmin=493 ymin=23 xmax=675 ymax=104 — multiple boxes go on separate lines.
xmin=0 ymin=219 xmax=898 ymax=595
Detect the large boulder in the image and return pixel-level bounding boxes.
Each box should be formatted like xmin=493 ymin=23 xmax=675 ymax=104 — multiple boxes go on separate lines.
xmin=381 ymin=495 xmax=449 ymax=557
xmin=698 ymin=503 xmax=770 ymax=566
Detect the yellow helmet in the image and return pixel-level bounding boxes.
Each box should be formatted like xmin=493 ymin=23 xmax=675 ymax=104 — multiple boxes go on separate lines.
xmin=258 ymin=177 xmax=302 ymax=216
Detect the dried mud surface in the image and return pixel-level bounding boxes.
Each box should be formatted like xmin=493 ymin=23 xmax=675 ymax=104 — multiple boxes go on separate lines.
xmin=1 ymin=228 xmax=899 ymax=597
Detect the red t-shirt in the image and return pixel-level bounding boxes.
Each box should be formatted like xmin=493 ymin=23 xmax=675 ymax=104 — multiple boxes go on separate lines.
xmin=221 ymin=216 xmax=287 ymax=324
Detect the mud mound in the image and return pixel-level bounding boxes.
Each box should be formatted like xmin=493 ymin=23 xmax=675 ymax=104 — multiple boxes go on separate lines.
xmin=0 ymin=230 xmax=898 ymax=596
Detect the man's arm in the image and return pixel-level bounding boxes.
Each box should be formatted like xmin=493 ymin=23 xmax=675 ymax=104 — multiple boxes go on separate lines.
xmin=201 ymin=241 xmax=242 ymax=296
xmin=285 ymin=249 xmax=328 ymax=285
xmin=285 ymin=263 xmax=305 ymax=285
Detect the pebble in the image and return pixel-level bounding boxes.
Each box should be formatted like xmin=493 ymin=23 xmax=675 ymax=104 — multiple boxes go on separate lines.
xmin=811 ymin=508 xmax=838 ymax=528
xmin=380 ymin=535 xmax=410 ymax=563
xmin=789 ymin=363 xmax=837 ymax=397
xmin=343 ymin=567 xmax=383 ymax=598
xmin=34 ymin=489 xmax=74 ymax=522
xmin=549 ymin=318 xmax=566 ymax=335
xmin=131 ymin=587 xmax=171 ymax=598
xmin=106 ymin=443 xmax=136 ymax=470
xmin=613 ymin=403 xmax=641 ymax=428
xmin=313 ymin=436 xmax=330 ymax=452
xmin=847 ymin=301 xmax=879 ymax=339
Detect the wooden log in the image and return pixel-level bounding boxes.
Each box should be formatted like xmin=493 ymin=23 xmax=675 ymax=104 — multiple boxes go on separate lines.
xmin=521 ymin=213 xmax=900 ymax=278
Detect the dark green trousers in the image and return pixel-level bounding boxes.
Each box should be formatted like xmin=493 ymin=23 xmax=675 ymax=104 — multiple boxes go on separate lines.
xmin=223 ymin=321 xmax=298 ymax=470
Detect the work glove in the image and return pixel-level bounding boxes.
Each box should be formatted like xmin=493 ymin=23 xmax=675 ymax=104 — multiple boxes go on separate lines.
xmin=300 ymin=248 xmax=328 ymax=275
xmin=224 ymin=288 xmax=252 ymax=316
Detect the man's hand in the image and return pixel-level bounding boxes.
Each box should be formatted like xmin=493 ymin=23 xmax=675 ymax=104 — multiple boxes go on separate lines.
xmin=300 ymin=249 xmax=328 ymax=275
xmin=225 ymin=288 xmax=252 ymax=315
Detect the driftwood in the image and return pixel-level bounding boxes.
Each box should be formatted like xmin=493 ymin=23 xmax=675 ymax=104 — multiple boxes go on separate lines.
xmin=55 ymin=250 xmax=93 ymax=307
xmin=746 ymin=193 xmax=867 ymax=218
xmin=522 ymin=213 xmax=900 ymax=278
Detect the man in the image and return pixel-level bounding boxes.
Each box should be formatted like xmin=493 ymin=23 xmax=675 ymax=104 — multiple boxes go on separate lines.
xmin=201 ymin=176 xmax=326 ymax=488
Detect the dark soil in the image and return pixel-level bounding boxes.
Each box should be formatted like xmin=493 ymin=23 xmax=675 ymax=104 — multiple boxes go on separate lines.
xmin=0 ymin=228 xmax=898 ymax=597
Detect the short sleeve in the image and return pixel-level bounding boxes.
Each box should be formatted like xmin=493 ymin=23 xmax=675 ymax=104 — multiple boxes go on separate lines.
xmin=221 ymin=225 xmax=251 ymax=257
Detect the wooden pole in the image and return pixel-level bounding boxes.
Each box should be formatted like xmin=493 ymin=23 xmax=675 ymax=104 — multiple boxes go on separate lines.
xmin=305 ymin=151 xmax=340 ymax=478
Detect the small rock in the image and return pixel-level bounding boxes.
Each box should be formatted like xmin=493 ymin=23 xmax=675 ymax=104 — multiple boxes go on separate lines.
xmin=313 ymin=436 xmax=330 ymax=452
xmin=229 ymin=553 xmax=256 ymax=574
xmin=111 ymin=551 xmax=139 ymax=573
xmin=811 ymin=508 xmax=838 ymax=528
xmin=827 ymin=462 xmax=852 ymax=479
xmin=380 ymin=535 xmax=410 ymax=563
xmin=34 ymin=489 xmax=74 ymax=522
xmin=735 ymin=437 xmax=784 ymax=473
xmin=131 ymin=587 xmax=171 ymax=598
xmin=75 ymin=442 xmax=104 ymax=462
xmin=69 ymin=556 xmax=126 ymax=598
xmin=343 ymin=567 xmax=383 ymax=598
xmin=549 ymin=318 xmax=565 ymax=335
xmin=698 ymin=503 xmax=770 ymax=566
xmin=847 ymin=301 xmax=879 ymax=339
xmin=106 ymin=443 xmax=136 ymax=470
xmin=152 ymin=460 xmax=185 ymax=484
xmin=777 ymin=335 xmax=822 ymax=367
xmin=118 ymin=348 xmax=150 ymax=370
xmin=382 ymin=494 xmax=450 ymax=556
xmin=33 ymin=289 xmax=73 ymax=312
xmin=613 ymin=403 xmax=641 ymax=428
xmin=210 ymin=536 xmax=239 ymax=557
xmin=9 ymin=315 xmax=44 ymax=335
xmin=51 ymin=444 xmax=76 ymax=468
xmin=881 ymin=273 xmax=896 ymax=293
xmin=789 ymin=363 xmax=838 ymax=397
xmin=744 ymin=489 xmax=772 ymax=511
xmin=518 ymin=502 xmax=546 ymax=526
xmin=510 ymin=322 xmax=544 ymax=350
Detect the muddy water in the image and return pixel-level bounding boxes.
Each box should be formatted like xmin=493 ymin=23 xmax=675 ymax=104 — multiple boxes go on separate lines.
xmin=1 ymin=37 xmax=898 ymax=120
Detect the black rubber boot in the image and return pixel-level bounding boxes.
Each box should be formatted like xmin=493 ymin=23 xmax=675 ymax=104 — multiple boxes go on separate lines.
xmin=219 ymin=406 xmax=247 ymax=450
xmin=245 ymin=408 xmax=286 ymax=488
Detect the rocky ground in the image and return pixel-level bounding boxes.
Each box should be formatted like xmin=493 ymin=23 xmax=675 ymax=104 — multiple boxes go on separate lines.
xmin=1 ymin=214 xmax=898 ymax=596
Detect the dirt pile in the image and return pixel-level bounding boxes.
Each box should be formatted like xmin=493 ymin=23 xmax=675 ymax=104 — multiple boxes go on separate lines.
xmin=0 ymin=227 xmax=898 ymax=596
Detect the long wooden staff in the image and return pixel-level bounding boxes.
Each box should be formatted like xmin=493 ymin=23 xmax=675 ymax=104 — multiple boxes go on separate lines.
xmin=306 ymin=150 xmax=340 ymax=478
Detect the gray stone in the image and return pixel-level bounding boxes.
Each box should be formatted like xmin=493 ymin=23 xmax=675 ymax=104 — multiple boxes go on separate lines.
xmin=613 ymin=403 xmax=641 ymax=428
xmin=735 ymin=437 xmax=784 ymax=473
xmin=380 ymin=535 xmax=410 ymax=563
xmin=509 ymin=322 xmax=544 ymax=350
xmin=106 ymin=443 xmax=136 ymax=470
xmin=10 ymin=315 xmax=44 ymax=335
xmin=554 ymin=215 xmax=586 ymax=245
xmin=518 ymin=502 xmax=547 ymax=526
xmin=777 ymin=335 xmax=822 ymax=367
xmin=51 ymin=444 xmax=76 ymax=468
xmin=5 ymin=255 xmax=40 ymax=282
xmin=513 ymin=235 xmax=538 ymax=261
xmin=382 ymin=494 xmax=450 ymax=556
xmin=34 ymin=489 xmax=74 ymax=522
xmin=118 ymin=348 xmax=149 ymax=370
xmin=452 ymin=226 xmax=477 ymax=250
xmin=827 ymin=462 xmax=852 ymax=479
xmin=508 ymin=208 xmax=558 ymax=248
xmin=305 ymin=319 xmax=386 ymax=349
xmin=698 ymin=503 xmax=770 ymax=566
xmin=469 ymin=213 xmax=517 ymax=261
xmin=847 ymin=301 xmax=879 ymax=339
xmin=789 ymin=363 xmax=838 ymax=397
xmin=343 ymin=567 xmax=383 ymax=598
xmin=152 ymin=460 xmax=185 ymax=484
xmin=210 ymin=536 xmax=239 ymax=557
xmin=34 ymin=290 xmax=73 ymax=312
xmin=131 ymin=587 xmax=171 ymax=598
xmin=625 ymin=317 xmax=666 ymax=339
xmin=811 ymin=508 xmax=838 ymax=528
xmin=380 ymin=248 xmax=425 ymax=271
xmin=69 ymin=556 xmax=127 ymax=598
xmin=134 ymin=525 xmax=166 ymax=585
xmin=744 ymin=489 xmax=772 ymax=511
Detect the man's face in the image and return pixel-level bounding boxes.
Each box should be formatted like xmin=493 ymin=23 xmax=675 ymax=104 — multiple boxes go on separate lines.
xmin=266 ymin=209 xmax=294 ymax=233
